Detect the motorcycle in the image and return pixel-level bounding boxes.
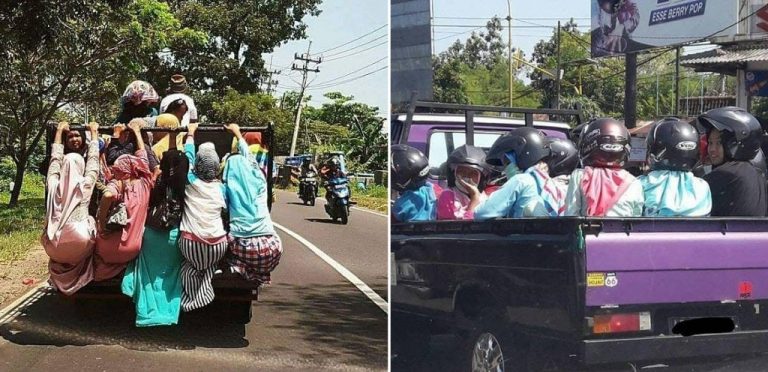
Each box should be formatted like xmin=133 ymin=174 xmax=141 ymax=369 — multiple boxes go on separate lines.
xmin=299 ymin=171 xmax=318 ymax=206
xmin=324 ymin=177 xmax=351 ymax=224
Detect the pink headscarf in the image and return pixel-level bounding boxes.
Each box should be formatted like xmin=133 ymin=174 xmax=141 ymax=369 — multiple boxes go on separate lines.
xmin=581 ymin=166 xmax=635 ymax=217
xmin=111 ymin=153 xmax=152 ymax=181
xmin=44 ymin=153 xmax=86 ymax=243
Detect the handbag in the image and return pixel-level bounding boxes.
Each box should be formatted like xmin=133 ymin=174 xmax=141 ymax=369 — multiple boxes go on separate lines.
xmin=105 ymin=181 xmax=128 ymax=232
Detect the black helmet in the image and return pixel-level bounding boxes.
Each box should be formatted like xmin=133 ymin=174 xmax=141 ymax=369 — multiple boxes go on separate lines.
xmin=697 ymin=106 xmax=762 ymax=161
xmin=302 ymin=157 xmax=311 ymax=165
xmin=391 ymin=144 xmax=430 ymax=192
xmin=646 ymin=118 xmax=700 ymax=171
xmin=579 ymin=118 xmax=630 ymax=168
xmin=546 ymin=138 xmax=579 ymax=177
xmin=569 ymin=122 xmax=587 ymax=146
xmin=485 ymin=127 xmax=550 ymax=170
xmin=446 ymin=145 xmax=489 ymax=189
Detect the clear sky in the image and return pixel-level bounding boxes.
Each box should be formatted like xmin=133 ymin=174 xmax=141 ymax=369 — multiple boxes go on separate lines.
xmin=264 ymin=0 xmax=388 ymax=114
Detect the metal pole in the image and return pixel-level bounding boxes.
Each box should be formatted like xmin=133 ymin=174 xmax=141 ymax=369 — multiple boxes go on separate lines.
xmin=555 ymin=21 xmax=561 ymax=109
xmin=700 ymin=73 xmax=704 ymax=114
xmin=675 ymin=47 xmax=680 ymax=116
xmin=656 ymin=72 xmax=659 ymax=117
xmin=507 ymin=0 xmax=514 ymax=107
xmin=624 ymin=53 xmax=637 ymax=129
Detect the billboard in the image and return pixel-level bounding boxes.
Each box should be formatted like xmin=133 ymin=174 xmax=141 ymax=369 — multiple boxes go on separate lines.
xmin=591 ymin=0 xmax=737 ymax=57
xmin=391 ymin=0 xmax=433 ymax=106
xmin=746 ymin=71 xmax=768 ymax=97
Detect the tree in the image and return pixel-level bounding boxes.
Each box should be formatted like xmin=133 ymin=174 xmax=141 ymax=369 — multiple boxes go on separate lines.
xmin=432 ymin=17 xmax=539 ymax=107
xmin=0 ymin=0 xmax=205 ymax=206
xmin=209 ymin=90 xmax=295 ymax=155
xmin=303 ymin=92 xmax=387 ymax=171
xmin=145 ymin=0 xmax=322 ymax=104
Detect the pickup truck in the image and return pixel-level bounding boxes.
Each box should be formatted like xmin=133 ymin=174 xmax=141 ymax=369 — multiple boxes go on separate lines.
xmin=43 ymin=123 xmax=275 ymax=324
xmin=391 ymin=102 xmax=768 ymax=370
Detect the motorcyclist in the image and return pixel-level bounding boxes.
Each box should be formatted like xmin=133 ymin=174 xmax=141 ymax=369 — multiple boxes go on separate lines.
xmin=320 ymin=156 xmax=347 ymax=206
xmin=298 ymin=157 xmax=318 ymax=197
xmin=545 ymin=137 xmax=579 ymax=215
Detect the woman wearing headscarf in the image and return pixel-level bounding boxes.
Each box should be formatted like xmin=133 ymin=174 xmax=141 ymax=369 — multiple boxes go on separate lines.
xmin=151 ymin=113 xmax=185 ymax=161
xmin=121 ymin=142 xmax=189 ymax=327
xmin=114 ymin=80 xmax=159 ymax=125
xmin=179 ymin=123 xmax=228 ymax=312
xmin=41 ymin=122 xmax=100 ymax=295
xmin=222 ymin=124 xmax=282 ymax=284
xmin=93 ymin=120 xmax=154 ymax=281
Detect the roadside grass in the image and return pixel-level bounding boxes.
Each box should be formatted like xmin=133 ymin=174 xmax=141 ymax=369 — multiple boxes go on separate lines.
xmin=0 ymin=173 xmax=45 ymax=263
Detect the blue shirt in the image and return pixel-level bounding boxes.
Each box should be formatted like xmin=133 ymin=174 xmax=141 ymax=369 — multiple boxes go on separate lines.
xmin=222 ymin=140 xmax=275 ymax=237
xmin=393 ymin=183 xmax=437 ymax=222
xmin=474 ymin=172 xmax=549 ymax=220
xmin=639 ymin=170 xmax=711 ymax=217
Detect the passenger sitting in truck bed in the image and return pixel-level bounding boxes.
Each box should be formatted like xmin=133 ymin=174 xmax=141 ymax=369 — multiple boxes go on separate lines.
xmin=698 ymin=107 xmax=768 ymax=216
xmin=222 ymin=124 xmax=282 ymax=284
xmin=545 ymin=137 xmax=579 ymax=215
xmin=114 ymin=80 xmax=159 ymax=125
xmin=639 ymin=118 xmax=711 ymax=217
xmin=42 ymin=121 xmax=100 ymax=295
xmin=178 ymin=123 xmax=229 ymax=311
xmin=464 ymin=128 xmax=555 ymax=219
xmin=94 ymin=120 xmax=154 ymax=281
xmin=564 ymin=118 xmax=644 ymax=217
xmin=437 ymin=145 xmax=489 ymax=220
xmin=391 ymin=145 xmax=438 ymax=222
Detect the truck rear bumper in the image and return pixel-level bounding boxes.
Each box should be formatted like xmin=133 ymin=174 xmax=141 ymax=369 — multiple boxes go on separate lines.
xmin=583 ymin=330 xmax=768 ymax=365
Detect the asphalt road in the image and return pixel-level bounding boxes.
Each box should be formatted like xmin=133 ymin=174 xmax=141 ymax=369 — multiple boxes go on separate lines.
xmin=0 ymin=189 xmax=388 ymax=371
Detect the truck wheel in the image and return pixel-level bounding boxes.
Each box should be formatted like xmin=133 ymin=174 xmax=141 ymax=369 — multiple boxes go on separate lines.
xmin=459 ymin=310 xmax=526 ymax=372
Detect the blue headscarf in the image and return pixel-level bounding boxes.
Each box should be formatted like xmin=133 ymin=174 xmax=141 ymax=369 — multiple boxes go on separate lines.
xmin=639 ymin=170 xmax=711 ymax=217
xmin=222 ymin=153 xmax=274 ymax=237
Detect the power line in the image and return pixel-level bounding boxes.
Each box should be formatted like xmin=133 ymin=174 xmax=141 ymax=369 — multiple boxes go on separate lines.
xmin=315 ymin=24 xmax=387 ymax=54
xmin=434 ymin=16 xmax=590 ymax=21
xmin=324 ymin=40 xmax=388 ymax=62
xmin=307 ymin=66 xmax=387 ymax=90
xmin=433 ymin=24 xmax=589 ymax=29
xmin=311 ymin=56 xmax=387 ymax=86
xmin=321 ymin=33 xmax=387 ymax=58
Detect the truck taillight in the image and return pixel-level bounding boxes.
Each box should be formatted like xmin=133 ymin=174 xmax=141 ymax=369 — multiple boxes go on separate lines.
xmin=592 ymin=312 xmax=651 ymax=334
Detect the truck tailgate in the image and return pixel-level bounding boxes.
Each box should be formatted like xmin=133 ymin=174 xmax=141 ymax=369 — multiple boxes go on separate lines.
xmin=585 ymin=220 xmax=768 ymax=307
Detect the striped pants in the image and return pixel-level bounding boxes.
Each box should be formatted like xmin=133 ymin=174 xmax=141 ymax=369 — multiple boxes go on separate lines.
xmin=179 ymin=237 xmax=228 ymax=312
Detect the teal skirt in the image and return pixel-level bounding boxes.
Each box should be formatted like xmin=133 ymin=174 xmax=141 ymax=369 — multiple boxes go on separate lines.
xmin=122 ymin=226 xmax=182 ymax=327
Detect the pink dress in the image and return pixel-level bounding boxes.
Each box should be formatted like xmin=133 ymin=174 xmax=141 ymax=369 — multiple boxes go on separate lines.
xmin=41 ymin=141 xmax=100 ymax=295
xmin=94 ymin=149 xmax=153 ymax=281
xmin=437 ymin=188 xmax=486 ymax=220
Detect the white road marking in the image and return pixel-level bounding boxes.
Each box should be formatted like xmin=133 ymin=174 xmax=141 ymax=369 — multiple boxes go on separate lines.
xmin=0 ymin=282 xmax=49 ymax=325
xmin=273 ymin=222 xmax=389 ymax=314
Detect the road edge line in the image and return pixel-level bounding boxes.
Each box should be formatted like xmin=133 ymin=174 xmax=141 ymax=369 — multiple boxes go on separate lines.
xmin=273 ymin=222 xmax=389 ymax=314
xmin=0 ymin=281 xmax=48 ymax=324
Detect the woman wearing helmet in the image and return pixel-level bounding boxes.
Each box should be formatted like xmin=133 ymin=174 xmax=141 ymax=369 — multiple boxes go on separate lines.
xmin=546 ymin=137 xmax=579 ymax=215
xmin=639 ymin=118 xmax=711 ymax=217
xmin=462 ymin=127 xmax=555 ymax=219
xmin=564 ymin=118 xmax=644 ymax=217
xmin=698 ymin=107 xmax=767 ymax=216
xmin=391 ymin=144 xmax=438 ymax=222
xmin=436 ymin=145 xmax=489 ymax=220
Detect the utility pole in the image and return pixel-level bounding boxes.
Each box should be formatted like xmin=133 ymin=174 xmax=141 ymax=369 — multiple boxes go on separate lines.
xmin=506 ymin=0 xmax=514 ymax=107
xmin=656 ymin=72 xmax=659 ymax=117
xmin=624 ymin=53 xmax=637 ymax=129
xmin=290 ymin=41 xmax=321 ymax=157
xmin=675 ymin=46 xmax=681 ymax=116
xmin=555 ymin=21 xmax=561 ymax=109
xmin=262 ymin=56 xmax=281 ymax=95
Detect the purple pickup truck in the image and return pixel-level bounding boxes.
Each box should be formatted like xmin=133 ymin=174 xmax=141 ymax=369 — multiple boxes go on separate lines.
xmin=391 ymin=102 xmax=768 ymax=371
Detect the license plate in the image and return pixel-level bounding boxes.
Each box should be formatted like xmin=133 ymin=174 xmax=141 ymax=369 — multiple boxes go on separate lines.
xmin=334 ymin=184 xmax=346 ymax=189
